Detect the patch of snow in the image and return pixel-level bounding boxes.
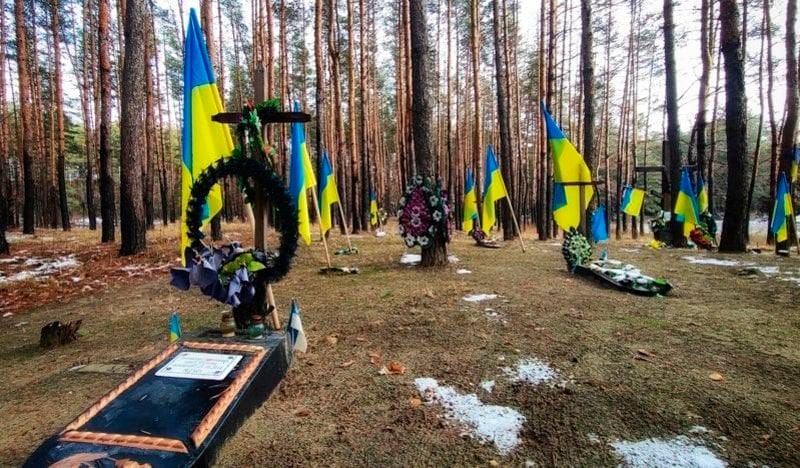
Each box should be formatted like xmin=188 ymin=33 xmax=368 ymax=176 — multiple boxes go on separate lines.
xmin=610 ymin=436 xmax=726 ymax=468
xmin=415 ymin=377 xmax=526 ymax=455
xmin=375 ymin=230 xmax=387 ymax=237
xmin=400 ymin=253 xmax=421 ymax=265
xmin=0 ymin=257 xmax=21 ymax=264
xmin=463 ymin=293 xmax=498 ymax=303
xmin=456 ymin=269 xmax=472 ymax=275
xmin=503 ymin=358 xmax=557 ymax=385
xmin=448 ymin=255 xmax=459 ymax=263
xmin=70 ymin=276 xmax=82 ymax=283
xmin=587 ymin=432 xmax=601 ymax=444
xmin=780 ymin=277 xmax=800 ymax=285
xmin=682 ymin=256 xmax=743 ymax=267
xmin=120 ymin=264 xmax=147 ymax=272
xmin=547 ymin=242 xmax=562 ymax=247
xmin=689 ymin=426 xmax=711 ymax=434
xmin=752 ymin=266 xmax=780 ymax=275
xmin=481 ymin=380 xmax=495 ymax=393
xmin=2 ymin=312 xmax=12 ymax=318
xmin=0 ymin=255 xmax=81 ymax=284
xmin=620 ymin=248 xmax=640 ymax=253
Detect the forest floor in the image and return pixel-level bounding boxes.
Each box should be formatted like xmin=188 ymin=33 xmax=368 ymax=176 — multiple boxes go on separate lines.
xmin=0 ymin=222 xmax=799 ymax=466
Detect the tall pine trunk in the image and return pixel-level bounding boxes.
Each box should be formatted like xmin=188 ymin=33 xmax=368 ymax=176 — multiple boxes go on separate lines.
xmin=0 ymin=0 xmax=8 ymax=253
xmin=663 ymin=0 xmax=683 ymax=245
xmin=777 ymin=0 xmax=798 ymax=252
xmin=15 ymin=0 xmax=35 ymax=234
xmin=718 ymin=0 xmax=748 ymax=252
xmin=51 ymin=0 xmax=70 ymax=231
xmin=119 ymin=0 xmax=147 ymax=255
xmin=493 ymin=0 xmax=514 ymax=240
xmin=410 ymin=0 xmax=447 ymax=267
xmin=98 ymin=0 xmax=116 ymax=242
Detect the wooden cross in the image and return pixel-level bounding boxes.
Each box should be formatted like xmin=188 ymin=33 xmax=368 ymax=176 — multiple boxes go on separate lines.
xmin=558 ymin=180 xmax=605 ymax=236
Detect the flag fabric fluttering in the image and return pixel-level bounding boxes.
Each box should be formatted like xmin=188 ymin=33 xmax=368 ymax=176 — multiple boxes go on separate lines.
xmin=481 ymin=145 xmax=509 ymax=231
xmin=791 ymin=148 xmax=800 ymax=183
xmin=180 ymin=9 xmax=234 ymax=264
xmin=462 ymin=169 xmax=479 ymax=231
xmin=169 ymin=312 xmax=182 ymax=343
xmin=696 ymin=175 xmax=709 ymax=213
xmin=369 ymin=189 xmax=379 ymax=226
xmin=771 ymin=172 xmax=794 ymax=243
xmin=289 ymin=101 xmax=318 ymax=245
xmin=591 ymin=204 xmax=609 ymax=244
xmin=541 ymin=101 xmax=594 ymax=231
xmin=286 ymin=299 xmax=308 ymax=353
xmin=318 ymin=151 xmax=340 ymax=236
xmin=620 ymin=186 xmax=646 ymax=217
xmin=673 ymin=169 xmax=701 ymax=238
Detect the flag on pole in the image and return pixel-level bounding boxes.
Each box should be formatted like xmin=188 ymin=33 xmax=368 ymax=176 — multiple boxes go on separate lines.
xmin=591 ymin=204 xmax=609 ymax=244
xmin=369 ymin=189 xmax=379 ymax=226
xmin=620 ymin=186 xmax=646 ymax=217
xmin=289 ymin=101 xmax=318 ymax=245
xmin=771 ymin=172 xmax=794 ymax=243
xmin=286 ymin=299 xmax=307 ymax=353
xmin=541 ymin=101 xmax=594 ymax=231
xmin=318 ymin=151 xmax=340 ymax=236
xmin=180 ymin=9 xmax=233 ymax=264
xmin=462 ymin=169 xmax=479 ymax=231
xmin=168 ymin=312 xmax=181 ymax=343
xmin=791 ymin=148 xmax=800 ymax=183
xmin=696 ymin=175 xmax=709 ymax=213
xmin=673 ymin=169 xmax=701 ymax=238
xmin=481 ymin=145 xmax=509 ymax=230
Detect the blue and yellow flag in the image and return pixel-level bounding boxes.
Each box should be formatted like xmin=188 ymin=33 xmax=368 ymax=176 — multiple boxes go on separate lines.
xmin=791 ymin=148 xmax=800 ymax=183
xmin=674 ymin=169 xmax=701 ymax=237
xmin=318 ymin=151 xmax=340 ymax=236
xmin=481 ymin=145 xmax=508 ymax=230
xmin=591 ymin=204 xmax=609 ymax=243
xmin=541 ymin=101 xmax=594 ymax=231
xmin=771 ymin=172 xmax=794 ymax=243
xmin=180 ymin=9 xmax=233 ymax=263
xmin=289 ymin=101 xmax=318 ymax=245
xmin=621 ymin=186 xmax=646 ymax=217
xmin=369 ymin=189 xmax=379 ymax=226
xmin=462 ymin=169 xmax=479 ymax=231
xmin=696 ymin=175 xmax=709 ymax=213
xmin=169 ymin=312 xmax=181 ymax=343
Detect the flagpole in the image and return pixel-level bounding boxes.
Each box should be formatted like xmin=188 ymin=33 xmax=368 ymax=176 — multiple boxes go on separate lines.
xmin=336 ymin=199 xmax=354 ymax=251
xmin=504 ymin=196 xmax=526 ymax=252
xmin=310 ymin=189 xmax=333 ymax=268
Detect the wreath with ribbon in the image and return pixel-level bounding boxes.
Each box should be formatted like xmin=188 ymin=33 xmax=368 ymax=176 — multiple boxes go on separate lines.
xmin=397 ymin=175 xmax=453 ymax=249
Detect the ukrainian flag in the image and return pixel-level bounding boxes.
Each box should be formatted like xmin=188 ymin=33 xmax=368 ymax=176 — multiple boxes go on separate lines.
xmin=180 ymin=9 xmax=233 ymax=263
xmin=674 ymin=169 xmax=701 ymax=237
xmin=791 ymin=148 xmax=800 ymax=183
xmin=541 ymin=101 xmax=593 ymax=231
xmin=169 ymin=312 xmax=181 ymax=343
xmin=289 ymin=101 xmax=317 ymax=245
xmin=369 ymin=189 xmax=379 ymax=226
xmin=771 ymin=172 xmax=794 ymax=243
xmin=481 ymin=145 xmax=508 ymax=231
xmin=318 ymin=151 xmax=340 ymax=236
xmin=696 ymin=175 xmax=709 ymax=213
xmin=621 ymin=186 xmax=646 ymax=217
xmin=462 ymin=169 xmax=478 ymax=231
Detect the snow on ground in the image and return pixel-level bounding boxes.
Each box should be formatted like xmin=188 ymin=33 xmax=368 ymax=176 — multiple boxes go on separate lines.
xmin=462 ymin=293 xmax=498 ymax=303
xmin=415 ymin=377 xmax=526 ymax=455
xmin=456 ymin=268 xmax=472 ymax=275
xmin=400 ymin=253 xmax=460 ymax=265
xmin=682 ymin=256 xmax=747 ymax=267
xmin=503 ymin=358 xmax=558 ymax=385
xmin=0 ymin=255 xmax=81 ymax=284
xmin=610 ymin=435 xmax=725 ymax=468
xmin=480 ymin=380 xmax=495 ymax=393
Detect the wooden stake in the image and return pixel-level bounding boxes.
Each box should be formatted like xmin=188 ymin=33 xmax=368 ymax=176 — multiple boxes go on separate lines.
xmin=504 ymin=196 xmax=526 ymax=252
xmin=336 ymin=200 xmax=354 ymax=251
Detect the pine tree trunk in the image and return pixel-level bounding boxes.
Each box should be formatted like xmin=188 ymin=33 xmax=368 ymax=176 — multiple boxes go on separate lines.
xmin=81 ymin=0 xmax=97 ymax=230
xmin=119 ymin=0 xmax=148 ymax=255
xmin=410 ymin=0 xmax=447 ymax=267
xmin=777 ymin=0 xmax=798 ymax=252
xmin=765 ymin=0 xmax=778 ymax=244
xmin=718 ymin=0 xmax=749 ymax=253
xmin=98 ymin=0 xmax=116 ymax=242
xmin=663 ymin=0 xmax=683 ymax=246
xmin=15 ymin=0 xmax=35 ymax=234
xmin=347 ymin=0 xmax=360 ymax=233
xmin=51 ymin=0 xmax=70 ymax=231
xmin=469 ymin=0 xmax=482 ymax=214
xmin=695 ymin=0 xmax=711 ymax=185
xmin=493 ymin=0 xmax=514 ymax=241
xmin=580 ymin=0 xmax=594 ymax=237
xmin=201 ymin=0 xmax=223 ymax=240
xmin=0 ymin=2 xmax=8 ymax=253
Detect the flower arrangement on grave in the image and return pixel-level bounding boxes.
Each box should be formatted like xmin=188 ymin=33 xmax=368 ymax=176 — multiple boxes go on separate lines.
xmin=397 ymin=176 xmax=453 ymax=249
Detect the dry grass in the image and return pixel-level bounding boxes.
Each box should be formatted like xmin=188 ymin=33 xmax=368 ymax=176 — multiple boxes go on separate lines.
xmin=1 ymin=223 xmax=799 ymax=466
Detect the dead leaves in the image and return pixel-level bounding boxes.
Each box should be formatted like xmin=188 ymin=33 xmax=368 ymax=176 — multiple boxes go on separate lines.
xmin=339 ymin=360 xmax=355 ymax=368
xmin=368 ymin=351 xmax=382 ymax=365
xmin=709 ymin=372 xmax=725 ymax=381
xmin=379 ymin=361 xmax=406 ymax=375
xmin=409 ymin=397 xmax=422 ymax=408
xmin=325 ymin=335 xmax=339 ymax=346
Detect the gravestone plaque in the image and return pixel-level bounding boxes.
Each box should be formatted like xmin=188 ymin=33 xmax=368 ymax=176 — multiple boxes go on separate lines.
xmin=25 ymin=332 xmax=291 ymax=467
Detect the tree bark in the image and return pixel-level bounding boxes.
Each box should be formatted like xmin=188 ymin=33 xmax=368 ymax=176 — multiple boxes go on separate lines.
xmin=718 ymin=0 xmax=748 ymax=252
xmin=663 ymin=0 xmax=683 ymax=245
xmin=119 ymin=0 xmax=148 ymax=255
xmin=765 ymin=0 xmax=778 ymax=244
xmin=81 ymin=0 xmax=97 ymax=230
xmin=201 ymin=0 xmax=223 ymax=240
xmin=493 ymin=0 xmax=514 ymax=240
xmin=98 ymin=0 xmax=116 ymax=242
xmin=15 ymin=0 xmax=35 ymax=234
xmin=777 ymin=0 xmax=799 ymax=252
xmin=469 ymin=0 xmax=482 ymax=213
xmin=410 ymin=0 xmax=447 ymax=266
xmin=695 ymin=0 xmax=711 ymax=195
xmin=51 ymin=0 xmax=70 ymax=231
